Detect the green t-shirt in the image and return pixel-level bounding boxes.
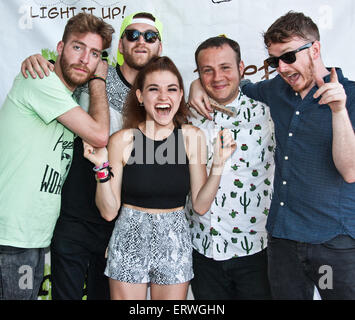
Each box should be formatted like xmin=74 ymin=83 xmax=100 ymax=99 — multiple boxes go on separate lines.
xmin=0 ymin=71 xmax=78 ymax=248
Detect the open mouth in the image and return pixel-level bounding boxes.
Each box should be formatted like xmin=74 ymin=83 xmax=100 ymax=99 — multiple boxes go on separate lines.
xmin=285 ymin=73 xmax=300 ymax=86
xmin=155 ymin=104 xmax=172 ymax=116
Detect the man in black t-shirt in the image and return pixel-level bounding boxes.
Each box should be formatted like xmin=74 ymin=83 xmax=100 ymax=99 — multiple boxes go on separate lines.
xmin=21 ymin=11 xmax=163 ymax=300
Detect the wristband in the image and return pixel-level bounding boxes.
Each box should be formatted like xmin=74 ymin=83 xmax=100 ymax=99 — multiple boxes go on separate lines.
xmin=98 ymin=176 xmax=111 ymax=183
xmin=95 ymin=165 xmax=114 ymax=183
xmin=96 ymin=170 xmax=109 ymax=180
xmin=93 ymin=161 xmax=109 ymax=172
xmin=89 ymin=75 xmax=106 ymax=84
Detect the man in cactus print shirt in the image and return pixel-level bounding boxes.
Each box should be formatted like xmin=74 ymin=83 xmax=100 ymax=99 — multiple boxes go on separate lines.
xmin=185 ymin=36 xmax=275 ymax=299
xmin=189 ymin=12 xmax=355 ymax=300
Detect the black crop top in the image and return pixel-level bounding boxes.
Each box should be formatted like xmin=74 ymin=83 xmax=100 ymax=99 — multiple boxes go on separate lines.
xmin=121 ymin=126 xmax=190 ymax=209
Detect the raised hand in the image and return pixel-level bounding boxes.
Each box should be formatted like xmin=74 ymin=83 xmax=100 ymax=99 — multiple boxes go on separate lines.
xmin=313 ymin=67 xmax=347 ymax=113
xmin=93 ymin=59 xmax=108 ymax=79
xmin=83 ymin=140 xmax=108 ymax=167
xmin=213 ymin=128 xmax=237 ymax=167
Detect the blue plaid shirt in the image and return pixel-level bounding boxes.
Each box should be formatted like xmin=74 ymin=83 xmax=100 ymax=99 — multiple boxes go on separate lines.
xmin=242 ymin=68 xmax=355 ymax=243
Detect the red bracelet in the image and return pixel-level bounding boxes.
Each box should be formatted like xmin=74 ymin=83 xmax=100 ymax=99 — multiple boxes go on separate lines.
xmin=95 ymin=165 xmax=114 ymax=183
xmin=96 ymin=170 xmax=109 ymax=180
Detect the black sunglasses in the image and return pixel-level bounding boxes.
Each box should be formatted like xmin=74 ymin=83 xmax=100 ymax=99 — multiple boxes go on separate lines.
xmin=265 ymin=42 xmax=314 ymax=68
xmin=123 ymin=29 xmax=160 ymax=43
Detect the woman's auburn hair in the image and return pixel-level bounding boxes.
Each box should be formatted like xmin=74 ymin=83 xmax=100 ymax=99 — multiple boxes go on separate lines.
xmin=122 ymin=56 xmax=189 ymax=129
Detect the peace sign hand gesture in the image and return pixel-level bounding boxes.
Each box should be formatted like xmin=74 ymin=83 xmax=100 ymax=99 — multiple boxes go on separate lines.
xmin=313 ymin=67 xmax=347 ymax=113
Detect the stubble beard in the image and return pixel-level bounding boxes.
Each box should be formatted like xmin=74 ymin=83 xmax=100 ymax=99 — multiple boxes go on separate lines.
xmin=59 ymin=52 xmax=93 ymax=88
xmin=282 ymin=55 xmax=315 ymax=94
xmin=123 ymin=44 xmax=159 ymax=71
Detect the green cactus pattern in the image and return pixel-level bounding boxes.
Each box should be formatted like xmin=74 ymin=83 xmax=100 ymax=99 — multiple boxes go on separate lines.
xmin=241 ymin=236 xmax=254 ymax=254
xmin=240 ymin=191 xmax=251 ymax=214
xmin=229 ymin=209 xmax=238 ymax=218
xmin=234 ymin=179 xmax=243 ymax=188
xmin=202 ymin=235 xmax=211 ymax=255
xmin=185 ymin=91 xmax=275 ymax=260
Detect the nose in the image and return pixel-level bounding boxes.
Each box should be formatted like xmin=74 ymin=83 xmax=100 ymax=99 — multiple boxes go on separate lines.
xmin=213 ymin=69 xmax=223 ymax=82
xmin=158 ymin=89 xmax=168 ymax=100
xmin=136 ymin=34 xmax=145 ymax=44
xmin=277 ymin=59 xmax=289 ymax=73
xmin=80 ymin=49 xmax=90 ymax=64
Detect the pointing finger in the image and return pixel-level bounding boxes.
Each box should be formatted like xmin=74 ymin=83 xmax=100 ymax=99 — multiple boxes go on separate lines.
xmin=330 ymin=67 xmax=338 ymax=83
xmin=315 ymin=75 xmax=325 ymax=89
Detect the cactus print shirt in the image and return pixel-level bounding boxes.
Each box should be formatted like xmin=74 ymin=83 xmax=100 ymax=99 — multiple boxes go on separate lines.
xmin=185 ymin=90 xmax=275 ymax=260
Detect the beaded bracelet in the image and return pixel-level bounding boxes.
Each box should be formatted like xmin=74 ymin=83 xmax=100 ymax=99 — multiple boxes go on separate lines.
xmin=93 ymin=161 xmax=110 ymax=172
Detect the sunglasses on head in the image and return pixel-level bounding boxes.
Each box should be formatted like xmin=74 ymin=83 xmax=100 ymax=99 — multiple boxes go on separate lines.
xmin=123 ymin=29 xmax=160 ymax=43
xmin=265 ymin=42 xmax=314 ymax=68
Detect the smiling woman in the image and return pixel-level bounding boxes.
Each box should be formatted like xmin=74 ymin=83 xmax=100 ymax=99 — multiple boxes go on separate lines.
xmin=82 ymin=56 xmax=237 ymax=300
xmin=134 ymin=69 xmax=184 ymax=129
xmin=122 ymin=56 xmax=188 ymax=130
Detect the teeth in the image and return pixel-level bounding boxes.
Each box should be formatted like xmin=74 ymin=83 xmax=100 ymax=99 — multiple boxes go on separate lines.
xmin=156 ymin=105 xmax=170 ymax=109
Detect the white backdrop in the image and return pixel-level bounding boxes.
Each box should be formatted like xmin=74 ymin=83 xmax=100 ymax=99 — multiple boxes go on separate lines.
xmin=1 ymin=0 xmax=355 ymax=106
xmin=0 ymin=0 xmax=353 ymax=300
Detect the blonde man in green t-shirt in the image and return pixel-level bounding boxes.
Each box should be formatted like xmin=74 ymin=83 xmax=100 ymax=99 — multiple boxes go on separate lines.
xmin=0 ymin=13 xmax=114 ymax=300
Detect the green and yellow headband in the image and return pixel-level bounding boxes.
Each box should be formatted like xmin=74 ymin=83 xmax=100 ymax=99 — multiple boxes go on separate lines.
xmin=117 ymin=12 xmax=163 ymax=66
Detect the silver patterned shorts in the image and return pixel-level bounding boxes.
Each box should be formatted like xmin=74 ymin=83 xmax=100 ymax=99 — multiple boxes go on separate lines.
xmin=104 ymin=206 xmax=194 ymax=285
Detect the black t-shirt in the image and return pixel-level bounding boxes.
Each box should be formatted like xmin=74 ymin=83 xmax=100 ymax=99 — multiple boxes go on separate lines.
xmin=60 ymin=65 xmax=131 ymax=226
xmin=60 ymin=136 xmax=113 ymax=225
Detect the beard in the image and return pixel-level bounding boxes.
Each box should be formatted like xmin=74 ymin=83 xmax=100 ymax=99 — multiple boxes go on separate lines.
xmin=124 ymin=54 xmax=147 ymax=70
xmin=281 ymin=57 xmax=315 ymax=95
xmin=300 ymin=60 xmax=315 ymax=92
xmin=59 ymin=51 xmax=93 ymax=87
xmin=122 ymin=44 xmax=159 ymax=71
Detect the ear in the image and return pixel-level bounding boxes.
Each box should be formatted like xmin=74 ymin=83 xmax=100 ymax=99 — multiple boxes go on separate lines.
xmin=136 ymin=89 xmax=143 ymax=104
xmin=311 ymin=41 xmax=321 ymax=60
xmin=179 ymin=88 xmax=184 ymax=103
xmin=239 ymin=60 xmax=245 ymax=77
xmin=158 ymin=42 xmax=163 ymax=56
xmin=57 ymin=41 xmax=64 ymax=56
xmin=118 ymin=38 xmax=124 ymax=54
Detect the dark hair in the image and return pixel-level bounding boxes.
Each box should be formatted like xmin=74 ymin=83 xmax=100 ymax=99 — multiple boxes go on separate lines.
xmin=195 ymin=36 xmax=241 ymax=70
xmin=122 ymin=56 xmax=188 ymax=129
xmin=263 ymin=11 xmax=320 ymax=47
xmin=62 ymin=12 xmax=115 ymax=50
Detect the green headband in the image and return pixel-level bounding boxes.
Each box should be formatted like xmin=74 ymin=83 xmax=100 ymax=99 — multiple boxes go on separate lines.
xmin=117 ymin=12 xmax=163 ymax=66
